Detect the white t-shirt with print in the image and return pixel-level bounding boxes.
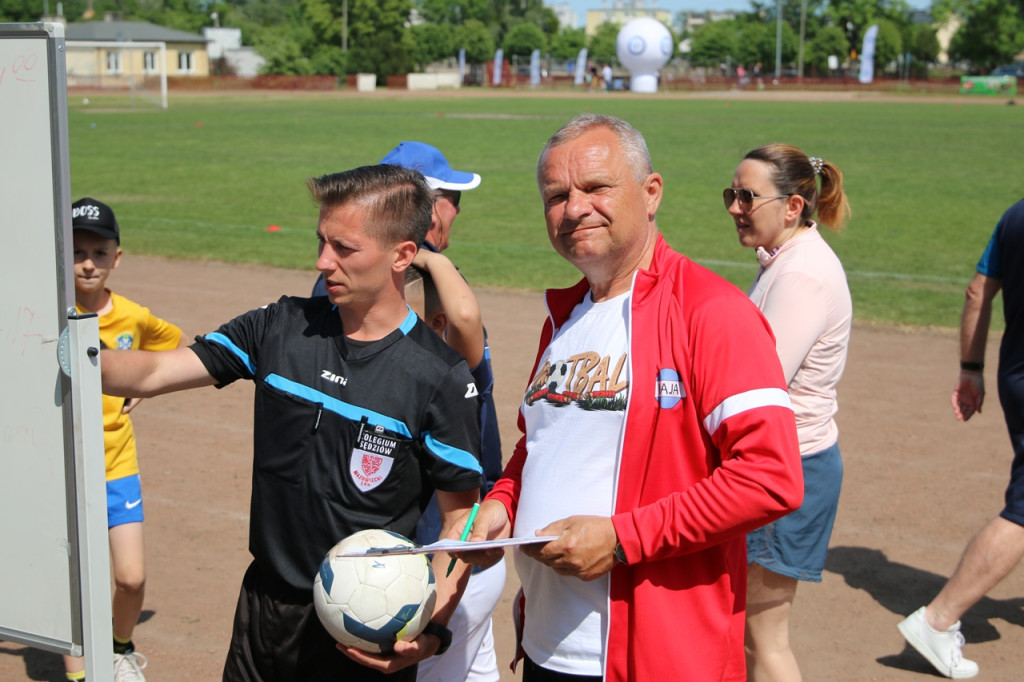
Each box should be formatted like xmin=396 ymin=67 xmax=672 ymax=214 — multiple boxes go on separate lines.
xmin=514 ymin=290 xmax=630 ymax=675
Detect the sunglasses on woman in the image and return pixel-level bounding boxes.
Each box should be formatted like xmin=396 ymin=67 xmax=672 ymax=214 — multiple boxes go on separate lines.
xmin=723 ymin=188 xmax=789 ymax=209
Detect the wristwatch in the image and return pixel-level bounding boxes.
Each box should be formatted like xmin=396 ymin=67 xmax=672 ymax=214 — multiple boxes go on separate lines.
xmin=613 ymin=541 xmax=628 ymax=565
xmin=422 ymin=621 xmax=452 ymax=656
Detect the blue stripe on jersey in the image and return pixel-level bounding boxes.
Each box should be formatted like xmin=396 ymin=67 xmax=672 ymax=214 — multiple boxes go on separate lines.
xmin=422 ymin=431 xmax=482 ymax=473
xmin=205 ymin=332 xmax=256 ymax=375
xmin=400 ymin=307 xmax=418 ymax=335
xmin=703 ymin=388 xmax=792 ymax=437
xmin=265 ymin=373 xmax=412 ymax=438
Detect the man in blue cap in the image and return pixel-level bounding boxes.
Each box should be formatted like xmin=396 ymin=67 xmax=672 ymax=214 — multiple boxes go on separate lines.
xmin=380 ymin=141 xmax=482 ymax=253
xmin=314 ymin=142 xmax=504 ymax=682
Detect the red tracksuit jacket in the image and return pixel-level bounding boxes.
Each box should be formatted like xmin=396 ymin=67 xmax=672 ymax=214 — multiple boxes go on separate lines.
xmin=489 ymin=235 xmax=803 ymax=681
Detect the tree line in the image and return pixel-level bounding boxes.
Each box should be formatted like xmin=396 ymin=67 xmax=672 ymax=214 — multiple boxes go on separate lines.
xmin=1 ymin=0 xmax=1020 ymax=77
xmin=688 ymin=0 xmax=1023 ymax=78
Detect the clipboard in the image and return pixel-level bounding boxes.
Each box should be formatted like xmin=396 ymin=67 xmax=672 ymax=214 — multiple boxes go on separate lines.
xmin=335 ymin=535 xmax=559 ymax=558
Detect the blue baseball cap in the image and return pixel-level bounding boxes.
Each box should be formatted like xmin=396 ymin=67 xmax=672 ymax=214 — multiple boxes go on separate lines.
xmin=379 ymin=141 xmax=481 ymax=191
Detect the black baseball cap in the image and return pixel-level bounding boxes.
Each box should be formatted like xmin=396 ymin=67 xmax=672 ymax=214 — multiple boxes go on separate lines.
xmin=71 ymin=197 xmax=120 ymax=244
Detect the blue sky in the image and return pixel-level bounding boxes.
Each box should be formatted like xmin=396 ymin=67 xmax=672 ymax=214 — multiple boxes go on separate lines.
xmin=561 ymin=0 xmax=930 ymax=26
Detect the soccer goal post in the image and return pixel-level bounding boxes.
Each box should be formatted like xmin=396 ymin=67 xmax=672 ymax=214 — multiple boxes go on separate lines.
xmin=65 ymin=40 xmax=168 ymax=109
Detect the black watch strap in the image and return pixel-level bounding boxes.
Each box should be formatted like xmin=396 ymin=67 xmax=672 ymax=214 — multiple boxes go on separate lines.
xmin=422 ymin=621 xmax=452 ymax=656
xmin=613 ymin=541 xmax=627 ymax=565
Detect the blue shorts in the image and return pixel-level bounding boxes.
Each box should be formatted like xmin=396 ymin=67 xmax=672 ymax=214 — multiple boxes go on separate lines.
xmin=747 ymin=442 xmax=843 ymax=582
xmin=107 ymin=474 xmax=144 ymax=528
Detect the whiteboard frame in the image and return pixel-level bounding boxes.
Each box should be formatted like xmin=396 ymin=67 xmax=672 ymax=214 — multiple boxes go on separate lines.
xmin=0 ymin=21 xmax=112 ymax=682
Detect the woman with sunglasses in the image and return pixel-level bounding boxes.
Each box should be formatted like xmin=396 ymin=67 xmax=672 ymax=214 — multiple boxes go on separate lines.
xmin=726 ymin=144 xmax=852 ymax=682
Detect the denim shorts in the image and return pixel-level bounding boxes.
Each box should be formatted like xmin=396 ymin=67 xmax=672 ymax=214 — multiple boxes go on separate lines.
xmin=107 ymin=474 xmax=144 ymax=528
xmin=747 ymin=442 xmax=843 ymax=582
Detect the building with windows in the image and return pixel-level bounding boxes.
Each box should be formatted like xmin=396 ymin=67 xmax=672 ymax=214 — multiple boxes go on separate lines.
xmin=584 ymin=0 xmax=671 ymax=37
xmin=550 ymin=2 xmax=581 ymax=30
xmin=203 ymin=27 xmax=265 ymax=77
xmin=64 ymin=16 xmax=210 ymax=82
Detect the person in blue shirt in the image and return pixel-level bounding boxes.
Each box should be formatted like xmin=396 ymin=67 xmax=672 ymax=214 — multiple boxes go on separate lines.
xmin=899 ymin=198 xmax=1024 ymax=679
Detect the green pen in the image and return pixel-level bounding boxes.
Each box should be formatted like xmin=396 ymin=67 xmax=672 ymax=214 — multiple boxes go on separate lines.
xmin=446 ymin=502 xmax=480 ymax=577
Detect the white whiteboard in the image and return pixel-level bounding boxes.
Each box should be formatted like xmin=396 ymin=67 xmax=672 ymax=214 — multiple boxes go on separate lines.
xmin=0 ymin=22 xmax=103 ymax=658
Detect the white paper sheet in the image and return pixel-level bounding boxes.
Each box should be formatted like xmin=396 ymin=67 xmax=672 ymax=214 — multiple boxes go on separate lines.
xmin=335 ymin=535 xmax=559 ymax=557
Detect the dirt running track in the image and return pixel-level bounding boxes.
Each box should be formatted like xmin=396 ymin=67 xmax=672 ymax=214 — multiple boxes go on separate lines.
xmin=2 ymin=255 xmax=1022 ymax=681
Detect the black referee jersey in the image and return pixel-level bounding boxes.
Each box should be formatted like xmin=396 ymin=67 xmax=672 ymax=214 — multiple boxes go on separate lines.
xmin=191 ymin=295 xmax=483 ymax=595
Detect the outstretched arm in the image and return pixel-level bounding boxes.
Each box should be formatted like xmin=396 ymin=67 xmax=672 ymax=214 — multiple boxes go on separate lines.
xmin=953 ymin=272 xmax=1001 ymax=421
xmin=102 ymin=347 xmax=216 ymax=398
xmin=121 ymin=331 xmax=191 ymax=414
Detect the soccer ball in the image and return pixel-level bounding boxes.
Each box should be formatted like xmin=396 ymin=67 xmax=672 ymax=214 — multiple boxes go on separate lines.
xmin=313 ymin=529 xmax=437 ymax=653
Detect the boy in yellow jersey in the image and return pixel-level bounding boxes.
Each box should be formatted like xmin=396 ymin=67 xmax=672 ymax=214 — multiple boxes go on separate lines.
xmin=63 ymin=198 xmax=184 ymax=682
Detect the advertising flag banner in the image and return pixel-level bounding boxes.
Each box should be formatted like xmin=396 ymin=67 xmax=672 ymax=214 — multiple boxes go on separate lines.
xmin=574 ymin=48 xmax=588 ymax=87
xmin=859 ymin=24 xmax=878 ymax=84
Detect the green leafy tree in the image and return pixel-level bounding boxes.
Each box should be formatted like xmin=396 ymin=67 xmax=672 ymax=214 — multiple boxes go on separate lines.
xmin=485 ymin=0 xmax=555 ymax=46
xmin=910 ymin=23 xmax=939 ymax=63
xmin=807 ymin=24 xmax=850 ymax=73
xmin=406 ymin=22 xmax=455 ymax=68
xmin=231 ymin=0 xmax=305 ymax=48
xmin=948 ymin=0 xmax=1024 ymax=72
xmin=587 ymin=21 xmax=620 ymax=65
xmin=689 ymin=18 xmax=739 ymax=67
xmin=334 ymin=0 xmax=413 ymax=76
xmin=870 ymin=19 xmax=903 ymax=73
xmin=826 ymin=0 xmax=915 ymax=51
xmin=454 ymin=17 xmax=495 ymax=63
xmin=502 ymin=21 xmax=545 ymax=57
xmin=256 ymin=25 xmax=317 ymax=74
xmin=416 ymin=0 xmax=491 ymax=25
xmin=549 ymin=26 xmax=585 ymax=60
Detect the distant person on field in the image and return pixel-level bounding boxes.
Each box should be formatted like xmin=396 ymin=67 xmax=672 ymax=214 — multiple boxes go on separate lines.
xmin=898 ymin=198 xmax=1024 ymax=680
xmin=98 ymin=165 xmax=483 ymax=682
xmin=602 ymin=63 xmax=613 ymax=91
xmin=456 ymin=113 xmax=803 ymax=681
xmin=64 ymin=197 xmax=185 ymax=682
xmin=725 ymin=146 xmax=852 ymax=682
xmin=315 ymin=141 xmax=505 ymax=682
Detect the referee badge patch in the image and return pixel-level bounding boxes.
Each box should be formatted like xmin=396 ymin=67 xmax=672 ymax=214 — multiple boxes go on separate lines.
xmin=351 ymin=426 xmax=398 ymax=492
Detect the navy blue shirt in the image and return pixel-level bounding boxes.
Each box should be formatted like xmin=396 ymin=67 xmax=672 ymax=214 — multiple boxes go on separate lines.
xmin=977 ymin=198 xmax=1024 ymax=376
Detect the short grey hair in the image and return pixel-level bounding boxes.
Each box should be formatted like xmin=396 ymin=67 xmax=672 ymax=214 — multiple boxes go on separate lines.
xmin=536 ymin=114 xmax=653 ymax=182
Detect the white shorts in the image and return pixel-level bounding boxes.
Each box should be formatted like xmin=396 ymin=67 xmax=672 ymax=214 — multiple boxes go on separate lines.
xmin=416 ymin=557 xmax=507 ymax=682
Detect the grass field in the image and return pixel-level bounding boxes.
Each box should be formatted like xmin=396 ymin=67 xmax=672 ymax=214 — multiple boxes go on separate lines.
xmin=66 ymin=91 xmax=1024 ymax=328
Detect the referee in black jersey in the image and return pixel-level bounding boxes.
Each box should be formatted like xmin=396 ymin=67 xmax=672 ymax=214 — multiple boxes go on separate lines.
xmin=99 ymin=164 xmax=483 ymax=682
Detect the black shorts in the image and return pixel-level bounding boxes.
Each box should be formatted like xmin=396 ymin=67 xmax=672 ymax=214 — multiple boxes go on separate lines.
xmin=222 ymin=561 xmax=417 ymax=682
xmin=999 ymin=369 xmax=1024 ymax=526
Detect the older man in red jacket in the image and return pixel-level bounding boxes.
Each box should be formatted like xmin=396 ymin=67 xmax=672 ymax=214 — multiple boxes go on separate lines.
xmin=457 ymin=113 xmax=803 ymax=682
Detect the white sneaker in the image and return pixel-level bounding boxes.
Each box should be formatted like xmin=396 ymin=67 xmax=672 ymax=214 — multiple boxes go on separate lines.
xmin=112 ymin=650 xmax=148 ymax=682
xmin=898 ymin=607 xmax=979 ymax=679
